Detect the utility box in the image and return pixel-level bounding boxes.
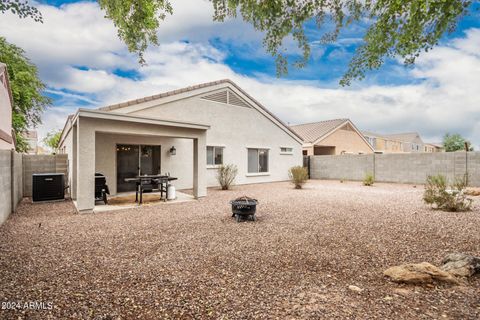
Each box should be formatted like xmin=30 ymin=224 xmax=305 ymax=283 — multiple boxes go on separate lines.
xmin=32 ymin=173 xmax=65 ymax=202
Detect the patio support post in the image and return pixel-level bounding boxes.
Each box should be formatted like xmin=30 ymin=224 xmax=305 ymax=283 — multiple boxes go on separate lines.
xmin=193 ymin=132 xmax=207 ymax=198
xmin=71 ymin=123 xmax=77 ymax=199
xmin=76 ymin=118 xmax=95 ymax=213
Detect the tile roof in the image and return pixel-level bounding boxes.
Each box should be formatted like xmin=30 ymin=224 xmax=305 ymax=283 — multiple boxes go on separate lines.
xmin=290 ymin=119 xmax=349 ymax=143
xmin=384 ymin=132 xmax=420 ymax=143
xmin=96 ymin=79 xmax=303 ymax=141
xmin=98 ymin=79 xmax=236 ymax=112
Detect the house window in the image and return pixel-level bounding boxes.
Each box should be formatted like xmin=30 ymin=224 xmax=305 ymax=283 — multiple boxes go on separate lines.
xmin=207 ymin=146 xmax=223 ymax=165
xmin=280 ymin=147 xmax=293 ymax=154
xmin=248 ymin=148 xmax=269 ymax=173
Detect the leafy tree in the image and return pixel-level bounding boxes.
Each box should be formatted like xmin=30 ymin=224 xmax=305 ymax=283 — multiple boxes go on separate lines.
xmin=443 ymin=133 xmax=473 ymax=152
xmin=98 ymin=0 xmax=173 ymax=64
xmin=43 ymin=130 xmax=62 ymax=154
xmin=1 ymin=0 xmax=476 ymax=84
xmin=0 ymin=0 xmax=42 ymax=22
xmin=0 ymin=37 xmax=51 ymax=152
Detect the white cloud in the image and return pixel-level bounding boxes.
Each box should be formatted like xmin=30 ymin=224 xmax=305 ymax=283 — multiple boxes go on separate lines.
xmin=0 ymin=1 xmax=479 ymax=149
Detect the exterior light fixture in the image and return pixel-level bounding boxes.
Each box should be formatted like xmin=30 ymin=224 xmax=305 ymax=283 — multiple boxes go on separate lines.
xmin=169 ymin=146 xmax=176 ymax=155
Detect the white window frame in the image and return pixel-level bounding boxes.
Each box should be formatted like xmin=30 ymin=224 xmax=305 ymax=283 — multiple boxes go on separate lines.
xmin=247 ymin=148 xmax=269 ymax=176
xmin=280 ymin=146 xmax=293 ymax=155
xmin=206 ymin=146 xmax=224 ymax=167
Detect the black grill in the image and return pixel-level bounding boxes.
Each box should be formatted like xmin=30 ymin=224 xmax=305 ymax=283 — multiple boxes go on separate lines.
xmin=95 ymin=173 xmax=110 ymax=204
xmin=230 ymin=196 xmax=258 ymax=222
xmin=32 ymin=173 xmax=65 ymax=202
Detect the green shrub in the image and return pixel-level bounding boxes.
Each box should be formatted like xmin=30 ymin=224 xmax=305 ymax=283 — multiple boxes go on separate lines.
xmin=216 ymin=164 xmax=238 ymax=190
xmin=363 ymin=173 xmax=374 ymax=186
xmin=423 ymin=174 xmax=472 ymax=212
xmin=288 ymin=166 xmax=308 ymax=189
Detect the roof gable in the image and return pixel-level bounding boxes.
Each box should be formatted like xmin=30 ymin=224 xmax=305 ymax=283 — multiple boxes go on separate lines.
xmin=385 ymin=132 xmax=423 ymax=143
xmin=290 ymin=119 xmax=348 ymax=143
xmin=291 ymin=118 xmax=375 ymax=152
xmin=97 ymin=79 xmax=303 ymax=143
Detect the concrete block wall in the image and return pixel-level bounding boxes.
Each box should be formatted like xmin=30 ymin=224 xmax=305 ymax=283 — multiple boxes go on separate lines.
xmin=12 ymin=152 xmax=23 ymax=212
xmin=310 ymin=154 xmax=374 ymax=181
xmin=23 ymin=154 xmax=68 ymax=197
xmin=310 ymin=151 xmax=480 ymax=186
xmin=467 ymin=152 xmax=480 ymax=186
xmin=0 ymin=150 xmax=24 ymax=224
xmin=0 ymin=150 xmax=12 ymax=224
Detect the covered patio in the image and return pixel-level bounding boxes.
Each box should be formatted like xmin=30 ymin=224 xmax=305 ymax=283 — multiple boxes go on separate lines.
xmin=67 ymin=109 xmax=210 ymax=213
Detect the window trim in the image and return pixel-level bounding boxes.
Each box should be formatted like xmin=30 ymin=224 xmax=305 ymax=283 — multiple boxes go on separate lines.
xmin=280 ymin=146 xmax=294 ymax=155
xmin=206 ymin=145 xmax=224 ymax=166
xmin=247 ymin=147 xmax=269 ymax=174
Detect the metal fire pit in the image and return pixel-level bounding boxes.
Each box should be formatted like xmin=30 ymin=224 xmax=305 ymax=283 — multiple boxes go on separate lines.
xmin=230 ymin=196 xmax=258 ymax=222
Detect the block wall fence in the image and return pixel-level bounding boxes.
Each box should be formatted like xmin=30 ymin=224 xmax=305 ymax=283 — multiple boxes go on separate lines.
xmin=309 ymin=152 xmax=480 ymax=186
xmin=0 ymin=152 xmax=68 ymax=225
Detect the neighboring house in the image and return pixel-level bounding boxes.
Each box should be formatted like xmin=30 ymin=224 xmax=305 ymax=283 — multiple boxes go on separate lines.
xmin=384 ymin=132 xmax=424 ymax=153
xmin=58 ymin=79 xmax=303 ymax=213
xmin=290 ymin=119 xmax=374 ymax=155
xmin=424 ymin=143 xmax=443 ymax=153
xmin=36 ymin=145 xmax=47 ymax=155
xmin=23 ymin=130 xmax=38 ymax=154
xmin=362 ymin=131 xmax=405 ymax=153
xmin=0 ymin=63 xmax=14 ymax=150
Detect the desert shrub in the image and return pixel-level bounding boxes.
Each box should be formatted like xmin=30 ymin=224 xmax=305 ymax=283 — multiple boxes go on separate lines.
xmin=423 ymin=174 xmax=472 ymax=212
xmin=288 ymin=166 xmax=308 ymax=189
xmin=216 ymin=164 xmax=238 ymax=190
xmin=363 ymin=173 xmax=374 ymax=186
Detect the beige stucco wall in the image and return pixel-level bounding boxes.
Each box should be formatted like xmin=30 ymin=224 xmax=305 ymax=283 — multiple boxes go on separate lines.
xmin=128 ymin=91 xmax=303 ymax=186
xmin=313 ymin=125 xmax=373 ymax=155
xmin=402 ymin=136 xmax=424 ymax=153
xmin=0 ymin=72 xmax=13 ymax=150
xmin=62 ymin=127 xmax=76 ymax=198
xmin=61 ymin=115 xmax=207 ymax=212
xmin=372 ymin=137 xmax=404 ymax=153
xmin=96 ymin=133 xmax=194 ymax=194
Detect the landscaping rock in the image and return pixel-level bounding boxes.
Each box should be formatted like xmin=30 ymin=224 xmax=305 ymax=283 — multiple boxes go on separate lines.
xmin=464 ymin=188 xmax=480 ymax=196
xmin=384 ymin=262 xmax=460 ymax=285
xmin=348 ymin=285 xmax=363 ymax=293
xmin=440 ymin=252 xmax=480 ymax=277
xmin=392 ymin=288 xmax=413 ymax=297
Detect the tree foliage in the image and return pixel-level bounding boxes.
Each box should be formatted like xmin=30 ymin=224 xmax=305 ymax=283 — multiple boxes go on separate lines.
xmin=0 ymin=0 xmax=42 ymax=22
xmin=211 ymin=0 xmax=473 ymax=85
xmin=43 ymin=130 xmax=62 ymax=154
xmin=443 ymin=133 xmax=473 ymax=152
xmin=1 ymin=0 xmax=475 ymax=84
xmin=98 ymin=0 xmax=173 ymax=64
xmin=0 ymin=37 xmax=51 ymax=152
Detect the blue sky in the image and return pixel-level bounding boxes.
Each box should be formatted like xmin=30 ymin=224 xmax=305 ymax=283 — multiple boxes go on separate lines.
xmin=1 ymin=1 xmax=480 ymax=147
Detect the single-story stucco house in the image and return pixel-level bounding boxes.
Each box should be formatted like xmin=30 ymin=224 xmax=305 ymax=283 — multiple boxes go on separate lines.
xmin=290 ymin=119 xmax=374 ymax=155
xmin=58 ymin=79 xmax=303 ymax=213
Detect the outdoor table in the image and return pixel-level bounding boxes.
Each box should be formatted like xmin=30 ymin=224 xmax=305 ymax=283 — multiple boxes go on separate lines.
xmin=124 ymin=175 xmax=178 ymax=204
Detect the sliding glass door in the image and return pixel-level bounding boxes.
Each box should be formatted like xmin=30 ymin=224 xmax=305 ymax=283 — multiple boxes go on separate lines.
xmin=116 ymin=144 xmax=161 ymax=192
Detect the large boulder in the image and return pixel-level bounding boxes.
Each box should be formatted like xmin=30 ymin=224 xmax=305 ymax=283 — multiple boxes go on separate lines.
xmin=384 ymin=262 xmax=459 ymax=285
xmin=440 ymin=253 xmax=480 ymax=277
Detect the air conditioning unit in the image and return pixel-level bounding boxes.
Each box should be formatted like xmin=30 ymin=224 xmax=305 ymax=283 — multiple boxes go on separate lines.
xmin=32 ymin=173 xmax=65 ymax=202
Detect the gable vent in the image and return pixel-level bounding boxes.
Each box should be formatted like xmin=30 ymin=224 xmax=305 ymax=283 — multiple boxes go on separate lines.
xmin=202 ymin=90 xmax=228 ymax=104
xmin=201 ymin=89 xmax=251 ymax=108
xmin=228 ymin=91 xmax=250 ymax=108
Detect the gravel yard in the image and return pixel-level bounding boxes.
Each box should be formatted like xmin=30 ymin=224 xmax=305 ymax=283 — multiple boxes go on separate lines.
xmin=1 ymin=180 xmax=479 ymax=319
